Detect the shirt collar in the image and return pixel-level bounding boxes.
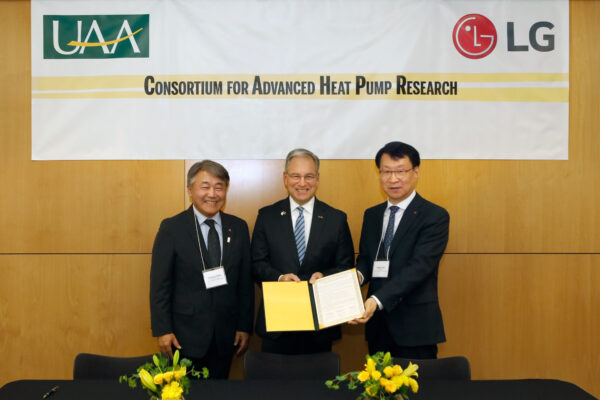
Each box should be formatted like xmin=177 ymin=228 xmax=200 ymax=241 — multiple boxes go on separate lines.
xmin=192 ymin=206 xmax=222 ymax=227
xmin=289 ymin=196 xmax=315 ymax=215
xmin=388 ymin=190 xmax=416 ymax=211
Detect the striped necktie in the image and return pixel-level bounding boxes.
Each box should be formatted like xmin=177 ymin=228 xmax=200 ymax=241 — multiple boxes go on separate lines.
xmin=378 ymin=205 xmax=399 ymax=259
xmin=294 ymin=206 xmax=306 ymax=264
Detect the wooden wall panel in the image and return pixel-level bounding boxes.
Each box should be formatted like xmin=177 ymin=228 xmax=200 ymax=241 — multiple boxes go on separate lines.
xmin=438 ymin=254 xmax=600 ymax=397
xmin=0 ymin=255 xmax=157 ymax=383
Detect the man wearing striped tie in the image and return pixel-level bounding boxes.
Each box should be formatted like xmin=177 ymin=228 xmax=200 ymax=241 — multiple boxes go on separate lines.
xmin=252 ymin=148 xmax=355 ymax=354
xmin=350 ymin=142 xmax=449 ymax=359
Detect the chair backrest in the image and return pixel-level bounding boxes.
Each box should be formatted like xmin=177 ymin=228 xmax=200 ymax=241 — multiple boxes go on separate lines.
xmin=392 ymin=356 xmax=471 ymax=380
xmin=243 ymin=350 xmax=340 ymax=380
xmin=73 ymin=353 xmax=155 ymax=380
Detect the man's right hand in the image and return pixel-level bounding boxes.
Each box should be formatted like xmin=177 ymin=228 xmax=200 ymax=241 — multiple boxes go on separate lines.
xmin=278 ymin=273 xmax=301 ymax=282
xmin=157 ymin=333 xmax=181 ymax=358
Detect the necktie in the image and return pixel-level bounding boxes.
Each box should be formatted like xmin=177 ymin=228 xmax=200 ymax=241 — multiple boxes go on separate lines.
xmin=378 ymin=206 xmax=399 ymax=259
xmin=204 ymin=219 xmax=221 ymax=268
xmin=294 ymin=206 xmax=306 ymax=264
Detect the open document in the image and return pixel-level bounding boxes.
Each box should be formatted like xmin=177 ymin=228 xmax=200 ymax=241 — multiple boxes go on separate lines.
xmin=262 ymin=268 xmax=365 ymax=332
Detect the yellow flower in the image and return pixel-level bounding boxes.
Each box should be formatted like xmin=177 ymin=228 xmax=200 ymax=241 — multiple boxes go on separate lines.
xmin=385 ymin=381 xmax=398 ymax=393
xmin=365 ymin=358 xmax=376 ymax=374
xmin=366 ymin=384 xmax=378 ymax=397
xmin=153 ymin=373 xmax=164 ymax=385
xmin=163 ymin=371 xmax=174 ymax=383
xmin=161 ymin=381 xmax=183 ymax=400
xmin=370 ymin=370 xmax=381 ymax=380
xmin=402 ymin=362 xmax=419 ymax=378
xmin=174 ymin=368 xmax=185 ymax=380
xmin=408 ymin=377 xmax=419 ymax=393
xmin=357 ymin=371 xmax=370 ymax=382
xmin=379 ymin=377 xmax=389 ymax=386
xmin=383 ymin=366 xmax=394 ymax=378
xmin=391 ymin=375 xmax=404 ymax=387
xmin=392 ymin=365 xmax=403 ymax=376
xmin=138 ymin=369 xmax=157 ymax=392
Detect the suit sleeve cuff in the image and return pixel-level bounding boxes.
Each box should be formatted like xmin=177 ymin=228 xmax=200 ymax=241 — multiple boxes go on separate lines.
xmin=371 ymin=295 xmax=383 ymax=310
xmin=357 ymin=271 xmax=365 ymax=285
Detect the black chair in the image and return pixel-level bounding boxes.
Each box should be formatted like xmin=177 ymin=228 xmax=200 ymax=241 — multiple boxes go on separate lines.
xmin=243 ymin=350 xmax=340 ymax=379
xmin=392 ymin=356 xmax=471 ymax=380
xmin=73 ymin=353 xmax=155 ymax=379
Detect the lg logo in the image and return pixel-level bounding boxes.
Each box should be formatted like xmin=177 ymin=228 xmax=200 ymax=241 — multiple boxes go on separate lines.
xmin=453 ymin=14 xmax=555 ymax=59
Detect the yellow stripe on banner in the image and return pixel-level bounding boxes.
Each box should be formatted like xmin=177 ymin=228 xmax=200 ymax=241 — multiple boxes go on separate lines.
xmin=31 ymin=73 xmax=569 ymax=91
xmin=31 ymin=87 xmax=569 ymax=103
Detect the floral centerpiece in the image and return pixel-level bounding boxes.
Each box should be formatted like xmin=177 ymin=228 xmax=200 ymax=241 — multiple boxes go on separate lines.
xmin=326 ymin=352 xmax=419 ymax=400
xmin=119 ymin=350 xmax=208 ymax=400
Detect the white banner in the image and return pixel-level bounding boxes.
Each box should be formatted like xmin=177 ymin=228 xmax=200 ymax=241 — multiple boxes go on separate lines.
xmin=31 ymin=0 xmax=569 ymax=160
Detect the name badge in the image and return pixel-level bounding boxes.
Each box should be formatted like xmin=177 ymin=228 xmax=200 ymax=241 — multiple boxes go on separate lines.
xmin=372 ymin=260 xmax=390 ymax=278
xmin=203 ymin=266 xmax=228 ymax=289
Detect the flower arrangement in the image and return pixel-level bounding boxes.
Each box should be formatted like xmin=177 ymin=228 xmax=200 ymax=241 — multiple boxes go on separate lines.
xmin=119 ymin=350 xmax=208 ymax=400
xmin=326 ymin=352 xmax=419 ymax=400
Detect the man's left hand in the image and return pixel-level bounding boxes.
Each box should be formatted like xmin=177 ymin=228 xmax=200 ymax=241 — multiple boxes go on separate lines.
xmin=309 ymin=272 xmax=324 ymax=284
xmin=348 ymin=297 xmax=378 ymax=325
xmin=233 ymin=331 xmax=249 ymax=356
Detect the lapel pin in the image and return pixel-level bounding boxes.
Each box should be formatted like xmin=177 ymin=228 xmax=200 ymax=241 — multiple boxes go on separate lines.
xmin=281 ymin=211 xmax=286 ymax=216
xmin=228 ymin=228 xmax=232 ymax=232
xmin=227 ymin=237 xmax=231 ymax=243
xmin=318 ymin=215 xmax=324 ymax=219
xmin=413 ymin=211 xmax=418 ymax=215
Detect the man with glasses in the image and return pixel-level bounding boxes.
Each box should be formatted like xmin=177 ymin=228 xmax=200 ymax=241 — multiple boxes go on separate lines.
xmin=252 ymin=148 xmax=355 ymax=354
xmin=350 ymin=141 xmax=449 ymax=359
xmin=150 ymin=160 xmax=254 ymax=378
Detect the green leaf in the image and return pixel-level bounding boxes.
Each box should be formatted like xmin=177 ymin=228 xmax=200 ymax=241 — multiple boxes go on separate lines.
xmin=173 ymin=350 xmax=180 ymax=367
xmin=180 ymin=358 xmax=192 ymax=368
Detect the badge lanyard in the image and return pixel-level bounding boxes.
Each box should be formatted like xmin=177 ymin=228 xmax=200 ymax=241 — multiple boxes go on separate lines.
xmin=372 ymin=220 xmax=392 ymax=278
xmin=193 ymin=214 xmax=227 ymax=288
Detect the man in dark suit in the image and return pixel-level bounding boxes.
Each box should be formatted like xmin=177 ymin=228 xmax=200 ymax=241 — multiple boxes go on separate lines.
xmin=150 ymin=160 xmax=254 ymax=379
xmin=351 ymin=142 xmax=449 ymax=359
xmin=252 ymin=148 xmax=355 ymax=354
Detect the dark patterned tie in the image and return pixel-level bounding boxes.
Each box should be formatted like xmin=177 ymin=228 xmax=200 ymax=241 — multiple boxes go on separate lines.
xmin=204 ymin=219 xmax=221 ymax=268
xmin=378 ymin=206 xmax=399 ymax=259
xmin=294 ymin=206 xmax=306 ymax=264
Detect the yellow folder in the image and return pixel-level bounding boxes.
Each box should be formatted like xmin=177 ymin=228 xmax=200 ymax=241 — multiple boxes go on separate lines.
xmin=262 ymin=269 xmax=364 ymax=332
xmin=262 ymin=281 xmax=316 ymax=331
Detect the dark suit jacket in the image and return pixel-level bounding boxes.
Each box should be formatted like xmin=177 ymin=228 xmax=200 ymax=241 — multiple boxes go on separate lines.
xmin=150 ymin=206 xmax=254 ymax=358
xmin=356 ymin=193 xmax=449 ymax=347
xmin=251 ymin=197 xmax=355 ymax=342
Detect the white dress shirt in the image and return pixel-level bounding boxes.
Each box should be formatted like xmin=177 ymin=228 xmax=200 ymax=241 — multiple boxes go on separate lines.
xmin=192 ymin=206 xmax=223 ymax=252
xmin=289 ymin=196 xmax=314 ymax=245
xmin=370 ymin=190 xmax=416 ymax=310
xmin=378 ymin=190 xmax=417 ymax=251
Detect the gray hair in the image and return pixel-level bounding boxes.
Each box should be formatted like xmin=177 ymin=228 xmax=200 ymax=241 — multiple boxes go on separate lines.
xmin=187 ymin=160 xmax=230 ymax=187
xmin=284 ymin=148 xmax=320 ymax=173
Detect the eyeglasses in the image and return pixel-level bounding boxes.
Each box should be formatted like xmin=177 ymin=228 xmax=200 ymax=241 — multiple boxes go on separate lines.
xmin=287 ymin=174 xmax=317 ymax=183
xmin=379 ymin=168 xmax=414 ymax=180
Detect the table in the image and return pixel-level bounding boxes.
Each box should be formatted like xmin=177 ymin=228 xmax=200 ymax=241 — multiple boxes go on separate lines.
xmin=0 ymin=378 xmax=596 ymax=400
